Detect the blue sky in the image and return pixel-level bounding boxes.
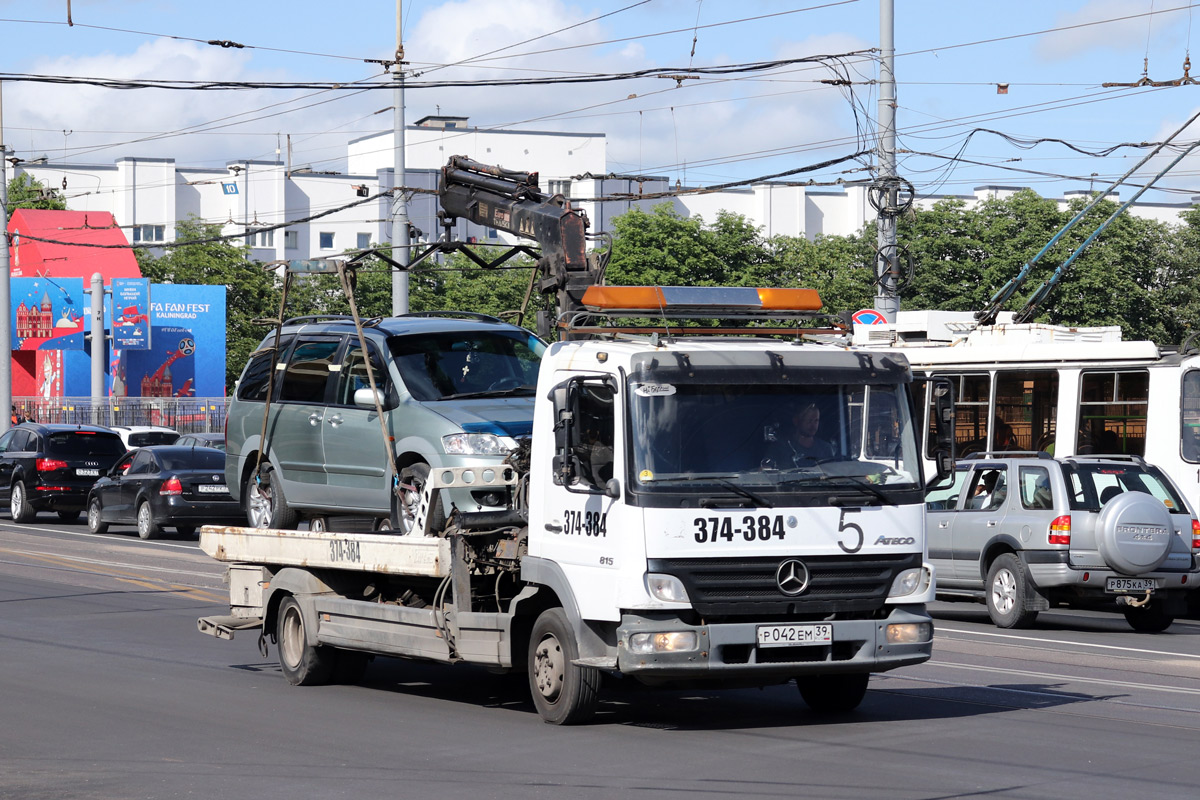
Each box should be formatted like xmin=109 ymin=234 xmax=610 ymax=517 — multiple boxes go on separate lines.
xmin=1 ymin=0 xmax=1198 ymax=206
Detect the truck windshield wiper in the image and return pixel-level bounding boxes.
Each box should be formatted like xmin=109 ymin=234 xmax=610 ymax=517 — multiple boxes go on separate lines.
xmin=707 ymin=478 xmax=773 ymax=508
xmin=440 ymin=385 xmax=537 ymax=400
xmin=777 ymin=472 xmax=896 ymax=506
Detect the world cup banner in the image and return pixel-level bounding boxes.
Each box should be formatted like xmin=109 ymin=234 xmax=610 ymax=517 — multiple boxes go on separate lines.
xmin=110 ymin=278 xmax=151 ymax=350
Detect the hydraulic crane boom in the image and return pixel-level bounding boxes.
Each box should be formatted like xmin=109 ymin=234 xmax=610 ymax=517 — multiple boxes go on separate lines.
xmin=438 ymin=156 xmax=603 ymax=320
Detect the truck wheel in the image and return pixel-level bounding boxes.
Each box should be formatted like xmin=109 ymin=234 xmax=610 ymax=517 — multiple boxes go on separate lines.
xmin=1123 ymin=600 xmax=1174 ymax=633
xmin=797 ymin=673 xmax=870 ymax=714
xmin=87 ymin=497 xmax=108 ymax=534
xmin=986 ymin=553 xmax=1039 ymax=629
xmin=276 ymin=596 xmax=334 ymax=686
xmin=527 ymin=608 xmax=600 ymax=725
xmin=136 ymin=501 xmax=160 ymax=540
xmin=397 ymin=463 xmax=444 ymax=535
xmin=245 ymin=464 xmax=298 ymax=530
xmin=10 ymin=480 xmax=35 ymax=522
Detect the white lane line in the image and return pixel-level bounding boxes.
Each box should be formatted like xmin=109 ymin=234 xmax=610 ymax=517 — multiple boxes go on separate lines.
xmin=928 ymin=660 xmax=1200 ymax=696
xmin=0 ymin=521 xmax=200 ymax=551
xmin=934 ymin=626 xmax=1200 ymax=661
xmin=0 ymin=547 xmax=218 ymax=579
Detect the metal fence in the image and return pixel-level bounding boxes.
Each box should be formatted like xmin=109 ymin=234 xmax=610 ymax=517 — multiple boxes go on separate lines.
xmin=11 ymin=397 xmax=229 ymax=434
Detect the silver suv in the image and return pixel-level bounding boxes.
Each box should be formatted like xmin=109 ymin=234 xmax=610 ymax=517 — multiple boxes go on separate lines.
xmin=926 ymin=453 xmax=1199 ymax=632
xmin=225 ymin=313 xmax=544 ymax=533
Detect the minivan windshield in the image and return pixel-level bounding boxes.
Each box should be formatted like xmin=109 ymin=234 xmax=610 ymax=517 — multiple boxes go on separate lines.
xmin=390 ymin=330 xmax=545 ymax=401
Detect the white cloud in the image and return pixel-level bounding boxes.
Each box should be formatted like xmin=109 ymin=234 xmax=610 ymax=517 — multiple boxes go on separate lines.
xmin=1034 ymin=0 xmax=1184 ymax=62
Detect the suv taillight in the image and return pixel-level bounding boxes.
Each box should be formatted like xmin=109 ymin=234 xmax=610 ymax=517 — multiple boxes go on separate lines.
xmin=1049 ymin=515 xmax=1071 ymax=546
xmin=1192 ymin=519 xmax=1200 ymax=550
xmin=160 ymin=477 xmax=183 ymax=496
xmin=36 ymin=458 xmax=69 ymax=472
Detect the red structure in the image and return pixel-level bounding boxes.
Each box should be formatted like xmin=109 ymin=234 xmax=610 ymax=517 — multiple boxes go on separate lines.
xmin=8 ymin=209 xmax=142 ymax=396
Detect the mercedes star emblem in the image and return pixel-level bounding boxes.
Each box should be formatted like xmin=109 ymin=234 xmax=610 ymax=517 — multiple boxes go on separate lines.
xmin=775 ymin=559 xmax=810 ymax=596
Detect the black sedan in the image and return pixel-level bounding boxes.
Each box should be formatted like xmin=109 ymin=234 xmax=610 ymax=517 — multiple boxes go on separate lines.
xmin=86 ymin=446 xmax=245 ymax=539
xmin=174 ymin=432 xmax=226 ymax=451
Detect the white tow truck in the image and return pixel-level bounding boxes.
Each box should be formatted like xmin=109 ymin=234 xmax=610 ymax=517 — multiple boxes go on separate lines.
xmin=198 ymin=283 xmax=954 ymax=724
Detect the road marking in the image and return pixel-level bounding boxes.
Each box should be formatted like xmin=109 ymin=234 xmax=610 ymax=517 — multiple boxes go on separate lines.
xmin=935 ymin=625 xmax=1200 ymax=661
xmin=0 ymin=520 xmax=201 ymax=551
xmin=928 ymin=660 xmax=1200 ymax=696
xmin=0 ymin=546 xmax=217 ymax=579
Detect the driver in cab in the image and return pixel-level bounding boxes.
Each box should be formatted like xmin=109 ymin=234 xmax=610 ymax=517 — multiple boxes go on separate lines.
xmin=766 ymin=402 xmax=834 ymax=468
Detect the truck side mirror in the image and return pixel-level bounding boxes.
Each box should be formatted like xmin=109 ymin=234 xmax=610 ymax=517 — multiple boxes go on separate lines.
xmin=549 ymin=381 xmax=578 ymax=487
xmin=930 ymin=377 xmax=956 ymax=485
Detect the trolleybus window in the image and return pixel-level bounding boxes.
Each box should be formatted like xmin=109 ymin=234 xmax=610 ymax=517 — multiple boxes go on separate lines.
xmin=1078 ymin=370 xmax=1148 ymax=456
xmin=995 ymin=371 xmax=1058 ymax=453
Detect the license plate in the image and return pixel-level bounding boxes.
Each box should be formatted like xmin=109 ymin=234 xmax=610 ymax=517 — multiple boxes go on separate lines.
xmin=196 ymin=484 xmax=227 ymax=494
xmin=756 ymin=623 xmax=833 ymax=648
xmin=76 ymin=468 xmax=98 ymax=477
xmin=1106 ymin=577 xmax=1155 ymax=593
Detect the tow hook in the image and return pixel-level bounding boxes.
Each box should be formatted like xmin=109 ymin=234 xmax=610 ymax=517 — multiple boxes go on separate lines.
xmin=1116 ymin=590 xmax=1153 ymax=608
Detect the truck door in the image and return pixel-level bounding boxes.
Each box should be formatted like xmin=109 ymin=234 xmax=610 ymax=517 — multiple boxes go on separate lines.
xmin=541 ymin=376 xmax=621 ymax=618
xmin=322 ymin=339 xmax=393 ymax=514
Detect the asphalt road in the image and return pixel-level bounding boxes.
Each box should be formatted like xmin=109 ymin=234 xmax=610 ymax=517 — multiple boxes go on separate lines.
xmin=2 ymin=516 xmax=1200 ymax=800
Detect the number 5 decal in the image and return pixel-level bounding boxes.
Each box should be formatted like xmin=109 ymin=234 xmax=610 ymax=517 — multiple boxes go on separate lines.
xmin=837 ymin=508 xmax=864 ymax=554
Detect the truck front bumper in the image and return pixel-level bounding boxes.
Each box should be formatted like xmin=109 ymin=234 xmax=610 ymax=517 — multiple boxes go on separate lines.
xmin=614 ymin=605 xmax=932 ymax=681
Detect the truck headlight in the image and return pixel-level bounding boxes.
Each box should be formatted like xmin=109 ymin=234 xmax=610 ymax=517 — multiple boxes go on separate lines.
xmin=886 ymin=622 xmax=932 ymax=644
xmin=628 ymin=631 xmax=698 ymax=654
xmin=442 ymin=433 xmax=506 ymax=455
xmin=888 ymin=567 xmax=929 ymax=599
xmin=646 ymin=573 xmax=690 ymax=603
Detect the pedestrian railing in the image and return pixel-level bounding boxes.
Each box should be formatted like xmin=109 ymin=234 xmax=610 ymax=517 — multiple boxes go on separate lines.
xmin=11 ymin=397 xmax=229 ymax=434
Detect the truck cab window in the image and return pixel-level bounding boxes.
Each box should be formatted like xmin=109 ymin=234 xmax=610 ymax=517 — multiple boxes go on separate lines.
xmin=573 ymin=383 xmax=615 ymax=488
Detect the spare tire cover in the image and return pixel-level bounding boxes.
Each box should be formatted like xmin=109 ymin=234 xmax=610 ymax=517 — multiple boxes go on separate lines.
xmin=1095 ymin=491 xmax=1174 ymax=574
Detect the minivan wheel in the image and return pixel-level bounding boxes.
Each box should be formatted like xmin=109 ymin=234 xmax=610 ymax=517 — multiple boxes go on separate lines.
xmin=10 ymin=481 xmax=35 ymax=522
xmin=986 ymin=553 xmax=1039 ymax=629
xmin=397 ymin=463 xmax=444 ymax=535
xmin=245 ymin=464 xmax=298 ymax=530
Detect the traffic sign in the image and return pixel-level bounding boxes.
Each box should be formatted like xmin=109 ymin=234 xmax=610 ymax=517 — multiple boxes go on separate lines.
xmin=851 ymin=309 xmax=887 ymax=325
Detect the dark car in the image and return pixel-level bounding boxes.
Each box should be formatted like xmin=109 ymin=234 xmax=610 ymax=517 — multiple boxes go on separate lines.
xmin=0 ymin=423 xmax=127 ymax=522
xmin=87 ymin=446 xmax=245 ymax=539
xmin=174 ymin=432 xmax=226 ymax=451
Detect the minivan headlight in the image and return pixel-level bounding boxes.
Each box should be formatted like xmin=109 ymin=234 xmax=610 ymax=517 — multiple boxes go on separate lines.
xmin=442 ymin=433 xmax=506 ymax=455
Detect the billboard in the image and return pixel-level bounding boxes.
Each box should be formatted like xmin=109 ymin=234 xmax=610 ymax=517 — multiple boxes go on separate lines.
xmin=9 ymin=277 xmax=86 ymax=350
xmin=110 ymin=278 xmax=151 ymax=350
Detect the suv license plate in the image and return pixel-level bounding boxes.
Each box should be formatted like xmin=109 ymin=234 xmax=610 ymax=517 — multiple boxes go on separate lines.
xmin=757 ymin=623 xmax=833 ymax=648
xmin=1106 ymin=577 xmax=1155 ymax=593
xmin=196 ymin=484 xmax=227 ymax=494
xmin=76 ymin=468 xmax=99 ymax=477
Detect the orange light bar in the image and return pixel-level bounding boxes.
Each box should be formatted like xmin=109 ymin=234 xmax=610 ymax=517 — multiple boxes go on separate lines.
xmin=581 ymin=285 xmax=823 ymax=313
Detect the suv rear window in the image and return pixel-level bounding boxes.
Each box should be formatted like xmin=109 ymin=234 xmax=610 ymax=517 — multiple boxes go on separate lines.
xmin=128 ymin=432 xmax=179 ymax=447
xmin=1062 ymin=462 xmax=1188 ymax=514
xmin=46 ymin=432 xmax=126 ymax=460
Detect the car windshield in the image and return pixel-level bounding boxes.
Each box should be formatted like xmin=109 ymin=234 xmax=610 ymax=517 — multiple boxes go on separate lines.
xmin=390 ymin=330 xmax=545 ymax=401
xmin=1063 ymin=462 xmax=1190 ymax=514
xmin=629 ymin=379 xmax=921 ymax=496
xmin=128 ymin=432 xmax=178 ymax=446
xmin=159 ymin=450 xmax=226 ymax=471
xmin=48 ymin=432 xmax=126 ymax=459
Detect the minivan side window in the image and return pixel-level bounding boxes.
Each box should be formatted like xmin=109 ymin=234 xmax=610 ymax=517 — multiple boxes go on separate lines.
xmin=278 ymin=339 xmax=341 ymax=403
xmin=237 ymin=336 xmax=293 ymax=402
xmin=336 ymin=343 xmax=394 ymax=407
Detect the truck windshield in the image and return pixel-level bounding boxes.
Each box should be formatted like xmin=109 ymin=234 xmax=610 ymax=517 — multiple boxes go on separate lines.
xmin=390 ymin=331 xmax=545 ymax=401
xmin=629 ymin=380 xmax=921 ymax=495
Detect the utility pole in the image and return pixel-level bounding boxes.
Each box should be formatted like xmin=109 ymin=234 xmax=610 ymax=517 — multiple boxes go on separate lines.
xmin=0 ymin=81 xmax=11 ymax=434
xmin=873 ymin=0 xmax=899 ymax=323
xmin=390 ymin=0 xmax=411 ymax=316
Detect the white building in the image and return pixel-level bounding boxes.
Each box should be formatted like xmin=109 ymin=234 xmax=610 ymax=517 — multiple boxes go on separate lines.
xmin=16 ymin=115 xmax=1199 ymax=262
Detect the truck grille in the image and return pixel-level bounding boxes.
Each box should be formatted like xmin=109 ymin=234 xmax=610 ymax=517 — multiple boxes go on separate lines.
xmin=646 ymin=553 xmax=921 ymax=618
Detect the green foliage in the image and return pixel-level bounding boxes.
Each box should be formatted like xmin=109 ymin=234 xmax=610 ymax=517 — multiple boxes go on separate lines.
xmin=135 ymin=216 xmax=275 ymax=389
xmin=7 ymin=173 xmax=66 ymax=210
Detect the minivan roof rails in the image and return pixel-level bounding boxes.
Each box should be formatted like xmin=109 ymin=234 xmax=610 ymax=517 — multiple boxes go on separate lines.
xmin=281 ymin=315 xmax=383 ymax=327
xmin=403 ymin=311 xmax=507 ymax=324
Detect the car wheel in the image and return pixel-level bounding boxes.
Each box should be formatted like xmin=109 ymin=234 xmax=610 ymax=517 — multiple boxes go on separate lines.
xmin=175 ymin=525 xmax=197 ymax=537
xmin=87 ymin=498 xmax=109 ymax=534
xmin=986 ymin=553 xmax=1039 ymax=629
xmin=276 ymin=596 xmax=335 ymax=686
xmin=527 ymin=608 xmax=600 ymax=725
xmin=397 ymin=463 xmax=444 ymax=535
xmin=10 ymin=480 xmax=35 ymax=522
xmin=244 ymin=463 xmax=298 ymax=530
xmin=57 ymin=511 xmax=81 ymax=523
xmin=797 ymin=673 xmax=870 ymax=714
xmin=1123 ymin=600 xmax=1174 ymax=633
xmin=308 ymin=516 xmax=328 ymax=533
xmin=136 ymin=501 xmax=160 ymax=540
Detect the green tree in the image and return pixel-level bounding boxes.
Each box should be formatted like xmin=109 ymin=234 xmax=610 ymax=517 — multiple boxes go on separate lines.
xmin=135 ymin=216 xmax=276 ymax=389
xmin=7 ymin=173 xmax=66 ymax=210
